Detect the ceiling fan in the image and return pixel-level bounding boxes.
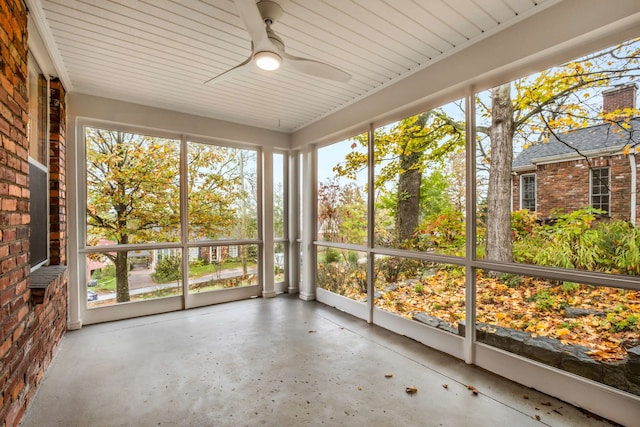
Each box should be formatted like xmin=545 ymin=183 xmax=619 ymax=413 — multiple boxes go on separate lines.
xmin=204 ymin=0 xmax=351 ymax=84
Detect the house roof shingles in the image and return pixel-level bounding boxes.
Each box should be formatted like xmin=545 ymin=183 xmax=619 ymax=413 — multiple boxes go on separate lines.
xmin=512 ymin=117 xmax=640 ymax=170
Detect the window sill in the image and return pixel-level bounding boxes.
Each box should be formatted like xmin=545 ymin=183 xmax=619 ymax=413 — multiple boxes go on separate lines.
xmin=29 ymin=265 xmax=67 ymax=304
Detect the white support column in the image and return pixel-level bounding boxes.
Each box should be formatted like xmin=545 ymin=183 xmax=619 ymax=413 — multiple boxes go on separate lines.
xmin=464 ymin=89 xmax=477 ymax=365
xmin=262 ymin=148 xmax=276 ymax=298
xmin=180 ymin=135 xmax=190 ymax=309
xmin=67 ymin=117 xmax=81 ymax=330
xmin=299 ymin=147 xmax=316 ymax=301
xmin=366 ymin=124 xmax=375 ymax=324
xmin=287 ymin=151 xmax=300 ymax=294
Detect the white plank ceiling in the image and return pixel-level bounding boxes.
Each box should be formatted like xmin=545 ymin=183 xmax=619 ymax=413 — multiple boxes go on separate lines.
xmin=33 ymin=0 xmax=554 ymax=132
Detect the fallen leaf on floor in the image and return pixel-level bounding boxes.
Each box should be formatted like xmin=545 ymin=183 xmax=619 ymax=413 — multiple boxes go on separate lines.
xmin=384 ymin=373 xmax=393 ymax=378
xmin=405 ymin=386 xmax=418 ymax=394
xmin=442 ymin=383 xmax=448 ymax=389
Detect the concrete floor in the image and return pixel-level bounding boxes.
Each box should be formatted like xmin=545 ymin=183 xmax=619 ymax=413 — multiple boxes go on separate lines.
xmin=21 ymin=295 xmax=617 ymax=427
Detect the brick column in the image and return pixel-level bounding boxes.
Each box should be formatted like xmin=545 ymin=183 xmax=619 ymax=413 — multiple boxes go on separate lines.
xmin=49 ymin=79 xmax=66 ymax=265
xmin=0 ymin=1 xmax=31 ymax=425
xmin=1 ymin=3 xmax=68 ymax=426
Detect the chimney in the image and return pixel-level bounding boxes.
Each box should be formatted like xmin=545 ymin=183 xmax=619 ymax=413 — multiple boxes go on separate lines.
xmin=602 ymin=83 xmax=637 ymax=115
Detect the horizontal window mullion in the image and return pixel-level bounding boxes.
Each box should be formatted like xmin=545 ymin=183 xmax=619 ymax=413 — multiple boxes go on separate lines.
xmin=471 ymin=259 xmax=640 ymax=291
xmin=370 ymin=247 xmax=466 ymax=266
xmin=80 ymin=242 xmax=184 ymax=254
xmin=186 ymin=239 xmax=262 ymax=247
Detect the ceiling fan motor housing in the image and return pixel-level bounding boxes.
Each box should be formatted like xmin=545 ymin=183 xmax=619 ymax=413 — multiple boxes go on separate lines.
xmin=257 ymin=1 xmax=283 ymax=23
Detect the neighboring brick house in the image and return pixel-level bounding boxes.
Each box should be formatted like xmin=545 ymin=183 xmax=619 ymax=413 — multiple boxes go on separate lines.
xmin=512 ymin=84 xmax=640 ymax=225
xmin=0 ymin=2 xmax=68 ymax=426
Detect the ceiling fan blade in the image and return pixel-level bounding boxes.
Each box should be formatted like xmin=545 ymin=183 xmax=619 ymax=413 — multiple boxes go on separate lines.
xmin=234 ymin=0 xmax=274 ymax=53
xmin=203 ymin=54 xmax=253 ymax=85
xmin=282 ymin=51 xmax=351 ymax=82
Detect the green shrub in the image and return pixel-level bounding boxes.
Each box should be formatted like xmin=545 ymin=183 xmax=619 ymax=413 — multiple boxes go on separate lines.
xmin=189 ymin=259 xmax=205 ymax=268
xmin=512 ymin=207 xmax=640 ymax=276
xmin=511 ymin=209 xmax=538 ymax=239
xmin=347 ymin=251 xmax=360 ymax=265
xmin=596 ymin=220 xmax=640 ymax=275
xmin=562 ymin=281 xmax=580 ymax=293
xmin=534 ymin=290 xmax=556 ymax=312
xmin=375 ymin=257 xmax=426 ymax=284
xmin=416 ymin=210 xmax=465 ymax=254
xmin=605 ymin=312 xmax=639 ymax=333
xmin=323 ymin=247 xmax=341 ymax=264
xmin=152 ymin=255 xmax=182 ymax=282
xmin=317 ymin=261 xmax=365 ymax=295
xmin=500 ymin=273 xmax=522 ymax=288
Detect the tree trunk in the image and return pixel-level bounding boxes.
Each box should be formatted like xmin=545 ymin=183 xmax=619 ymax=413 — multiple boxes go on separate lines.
xmin=240 ymin=245 xmax=247 ymax=276
xmin=396 ymin=150 xmax=422 ymax=245
xmin=115 ymin=250 xmax=130 ymax=302
xmin=486 ymin=83 xmax=514 ymax=264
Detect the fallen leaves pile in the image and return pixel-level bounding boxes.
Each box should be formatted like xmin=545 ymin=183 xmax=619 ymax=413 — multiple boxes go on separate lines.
xmin=370 ymin=270 xmax=639 ymax=361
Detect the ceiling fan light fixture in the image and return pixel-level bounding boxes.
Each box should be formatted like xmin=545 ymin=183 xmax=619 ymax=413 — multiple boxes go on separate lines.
xmin=254 ymin=51 xmax=282 ymax=71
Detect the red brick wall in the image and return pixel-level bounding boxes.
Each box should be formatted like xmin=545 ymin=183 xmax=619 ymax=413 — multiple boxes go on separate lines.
xmin=49 ymin=79 xmax=66 ymax=265
xmin=0 ymin=2 xmax=68 ymax=426
xmin=513 ymin=154 xmax=638 ymax=222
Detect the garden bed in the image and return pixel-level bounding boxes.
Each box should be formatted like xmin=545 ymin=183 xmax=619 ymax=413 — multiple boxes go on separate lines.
xmin=367 ymin=270 xmax=640 ymax=395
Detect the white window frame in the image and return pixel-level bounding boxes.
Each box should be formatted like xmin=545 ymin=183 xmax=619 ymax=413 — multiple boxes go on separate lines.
xmin=77 ymin=120 xmax=265 ymax=323
xmin=519 ymin=173 xmax=536 ymax=211
xmin=590 ymin=167 xmax=610 ymax=214
xmin=27 ymin=53 xmax=50 ymax=271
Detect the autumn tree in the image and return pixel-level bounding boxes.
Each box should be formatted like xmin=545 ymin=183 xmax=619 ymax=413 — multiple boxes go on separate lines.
xmin=318 ymin=178 xmax=367 ymax=245
xmin=187 ymin=143 xmax=247 ymax=240
xmin=188 ymin=144 xmax=257 ymax=276
xmin=86 ymin=129 xmax=180 ymax=302
xmin=334 ymin=39 xmax=639 ymax=264
xmin=478 ymin=38 xmax=640 ymax=263
xmin=485 ymin=83 xmax=514 ymax=263
xmin=87 ymin=132 xmax=254 ymax=302
xmin=335 ymin=110 xmax=464 ymax=247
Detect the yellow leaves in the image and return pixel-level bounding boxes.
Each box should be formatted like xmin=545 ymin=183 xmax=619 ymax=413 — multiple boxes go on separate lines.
xmin=371 ymin=270 xmax=638 ymax=362
xmin=622 ymin=145 xmax=640 ymax=155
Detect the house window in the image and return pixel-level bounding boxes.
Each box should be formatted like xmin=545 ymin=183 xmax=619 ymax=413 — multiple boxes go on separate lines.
xmin=28 ymin=54 xmax=49 ymax=268
xmin=228 ymin=245 xmax=239 ymax=258
xmin=591 ymin=167 xmax=610 ymax=214
xmin=520 ymin=174 xmax=536 ymax=211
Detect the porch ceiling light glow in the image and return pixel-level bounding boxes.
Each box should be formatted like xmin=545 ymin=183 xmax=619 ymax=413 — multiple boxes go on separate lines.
xmin=254 ymin=51 xmax=282 ymax=71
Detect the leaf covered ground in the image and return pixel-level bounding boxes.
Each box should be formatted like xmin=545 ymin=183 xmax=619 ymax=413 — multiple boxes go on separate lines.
xmin=356 ymin=270 xmax=640 ymax=361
